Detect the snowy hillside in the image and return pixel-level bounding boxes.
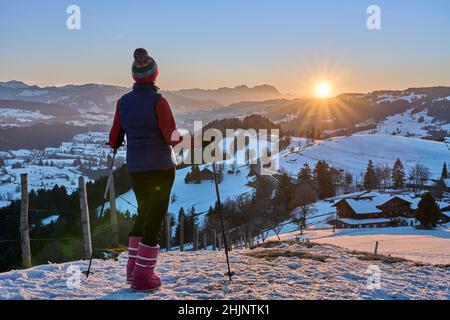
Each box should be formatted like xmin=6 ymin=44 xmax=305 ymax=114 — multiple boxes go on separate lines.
xmin=280 ymin=133 xmax=449 ymax=180
xmin=106 ymin=164 xmax=254 ymax=221
xmin=0 ymin=132 xmax=124 ymax=207
xmin=0 ymin=108 xmax=53 ymax=127
xmin=376 ymin=108 xmax=448 ymax=138
xmin=1 ymin=241 xmax=449 ymax=300
xmin=104 ymin=135 xmax=273 ymax=219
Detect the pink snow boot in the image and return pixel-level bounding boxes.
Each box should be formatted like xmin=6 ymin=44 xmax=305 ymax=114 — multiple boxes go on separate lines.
xmin=126 ymin=236 xmax=142 ymax=284
xmin=131 ymin=243 xmax=161 ymax=291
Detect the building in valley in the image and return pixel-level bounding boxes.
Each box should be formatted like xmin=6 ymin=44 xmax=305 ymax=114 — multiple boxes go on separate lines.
xmin=332 ymin=191 xmax=450 ymax=229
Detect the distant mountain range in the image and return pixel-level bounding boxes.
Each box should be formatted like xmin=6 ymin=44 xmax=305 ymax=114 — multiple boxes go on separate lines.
xmin=166 ymin=84 xmax=295 ymax=106
xmin=0 ymin=80 xmax=449 ymax=150
xmin=0 ymin=81 xmax=293 ymax=115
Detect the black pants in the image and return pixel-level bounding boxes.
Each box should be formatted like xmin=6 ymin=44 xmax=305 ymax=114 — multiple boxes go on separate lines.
xmin=129 ymin=168 xmax=176 ymax=246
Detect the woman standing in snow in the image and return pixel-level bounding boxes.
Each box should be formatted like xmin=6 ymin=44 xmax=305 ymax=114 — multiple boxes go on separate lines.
xmin=109 ymin=48 xmax=183 ymax=291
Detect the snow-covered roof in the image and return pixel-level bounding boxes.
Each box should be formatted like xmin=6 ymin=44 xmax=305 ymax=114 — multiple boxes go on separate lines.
xmin=396 ymin=195 xmax=450 ymax=211
xmin=335 ymin=192 xmax=392 ymax=214
xmin=337 ymin=218 xmax=391 ymax=225
xmin=344 ymin=199 xmax=383 ymax=214
xmin=334 ymin=191 xmax=449 ymax=214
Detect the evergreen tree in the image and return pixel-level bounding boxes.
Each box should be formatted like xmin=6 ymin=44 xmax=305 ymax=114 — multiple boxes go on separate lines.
xmin=392 ymin=158 xmax=405 ymax=189
xmin=191 ymin=165 xmax=201 ymax=184
xmin=441 ymin=162 xmax=448 ymax=180
xmin=314 ymin=160 xmax=333 ymax=199
xmin=253 ymin=174 xmax=273 ymax=203
xmin=415 ymin=192 xmax=441 ymax=229
xmin=297 ymin=163 xmax=313 ymax=185
xmin=273 ymin=173 xmax=295 ymax=212
xmin=363 ymin=160 xmax=377 ymax=190
xmin=184 ymin=172 xmax=192 ymax=184
xmin=184 ymin=165 xmax=202 ymax=184
xmin=184 ymin=206 xmax=198 ymax=243
xmin=174 ymin=207 xmax=187 ymax=245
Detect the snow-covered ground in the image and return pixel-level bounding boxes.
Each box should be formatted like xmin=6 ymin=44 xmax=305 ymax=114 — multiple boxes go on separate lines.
xmin=104 ymin=134 xmax=273 ymax=221
xmin=374 ymin=92 xmax=426 ymax=104
xmin=279 ymin=133 xmax=449 ymax=180
xmin=376 ymin=109 xmax=436 ymax=137
xmin=0 ymin=241 xmax=448 ymax=300
xmin=107 ymin=164 xmax=254 ymax=222
xmin=269 ymin=225 xmax=450 ymax=265
xmin=0 ymin=132 xmax=124 ymax=206
xmin=0 ymin=108 xmax=53 ymax=127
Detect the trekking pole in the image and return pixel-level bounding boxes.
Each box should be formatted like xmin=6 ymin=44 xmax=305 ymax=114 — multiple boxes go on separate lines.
xmin=83 ymin=147 xmax=118 ymax=278
xmin=212 ymin=162 xmax=235 ymax=281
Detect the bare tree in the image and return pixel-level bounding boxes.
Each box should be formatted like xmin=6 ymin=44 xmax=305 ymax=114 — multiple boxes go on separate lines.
xmin=268 ymin=205 xmax=284 ymax=240
xmin=260 ymin=230 xmax=270 ymax=243
xmin=290 ymin=185 xmax=317 ymax=236
xmin=343 ymin=171 xmax=353 ymax=193
xmin=376 ymin=163 xmax=392 ymax=191
xmin=409 ymin=164 xmax=431 ymax=191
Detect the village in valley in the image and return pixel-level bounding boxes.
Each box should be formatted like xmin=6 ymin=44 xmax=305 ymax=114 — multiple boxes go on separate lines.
xmin=0 ymin=132 xmax=126 ymax=207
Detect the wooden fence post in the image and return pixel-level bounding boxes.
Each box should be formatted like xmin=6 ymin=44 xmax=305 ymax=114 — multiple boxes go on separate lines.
xmin=79 ymin=176 xmax=92 ymax=260
xmin=203 ymin=231 xmax=207 ymax=250
xmin=179 ymin=214 xmax=184 ymax=252
xmin=108 ymin=155 xmax=119 ymax=247
xmin=193 ymin=224 xmax=198 ymax=251
xmin=20 ymin=173 xmax=31 ymax=268
xmin=212 ymin=229 xmax=217 ymax=251
xmin=217 ymin=234 xmax=222 ymax=251
xmin=166 ymin=214 xmax=171 ymax=251
xmin=374 ymin=241 xmax=379 ymax=254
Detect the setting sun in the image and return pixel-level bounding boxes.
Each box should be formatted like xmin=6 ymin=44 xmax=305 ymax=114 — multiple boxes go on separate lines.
xmin=315 ymin=83 xmax=331 ymax=98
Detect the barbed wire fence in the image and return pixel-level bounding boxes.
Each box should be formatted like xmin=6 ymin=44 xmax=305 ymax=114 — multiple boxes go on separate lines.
xmin=0 ymin=171 xmax=123 ymax=270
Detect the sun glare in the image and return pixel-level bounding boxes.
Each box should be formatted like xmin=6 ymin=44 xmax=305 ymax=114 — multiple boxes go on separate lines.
xmin=315 ymin=83 xmax=331 ymax=98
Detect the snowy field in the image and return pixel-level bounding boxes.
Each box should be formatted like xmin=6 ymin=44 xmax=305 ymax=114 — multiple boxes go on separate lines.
xmin=279 ymin=133 xmax=449 ymax=180
xmin=0 ymin=241 xmax=448 ymax=300
xmin=376 ymin=109 xmax=436 ymax=137
xmin=268 ymin=224 xmax=450 ymax=265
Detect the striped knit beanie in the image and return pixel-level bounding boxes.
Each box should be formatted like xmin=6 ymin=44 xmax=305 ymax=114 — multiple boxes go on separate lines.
xmin=132 ymin=48 xmax=159 ymax=83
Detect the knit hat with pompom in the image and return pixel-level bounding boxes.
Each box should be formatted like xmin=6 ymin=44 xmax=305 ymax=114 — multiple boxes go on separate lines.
xmin=132 ymin=48 xmax=158 ymax=83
